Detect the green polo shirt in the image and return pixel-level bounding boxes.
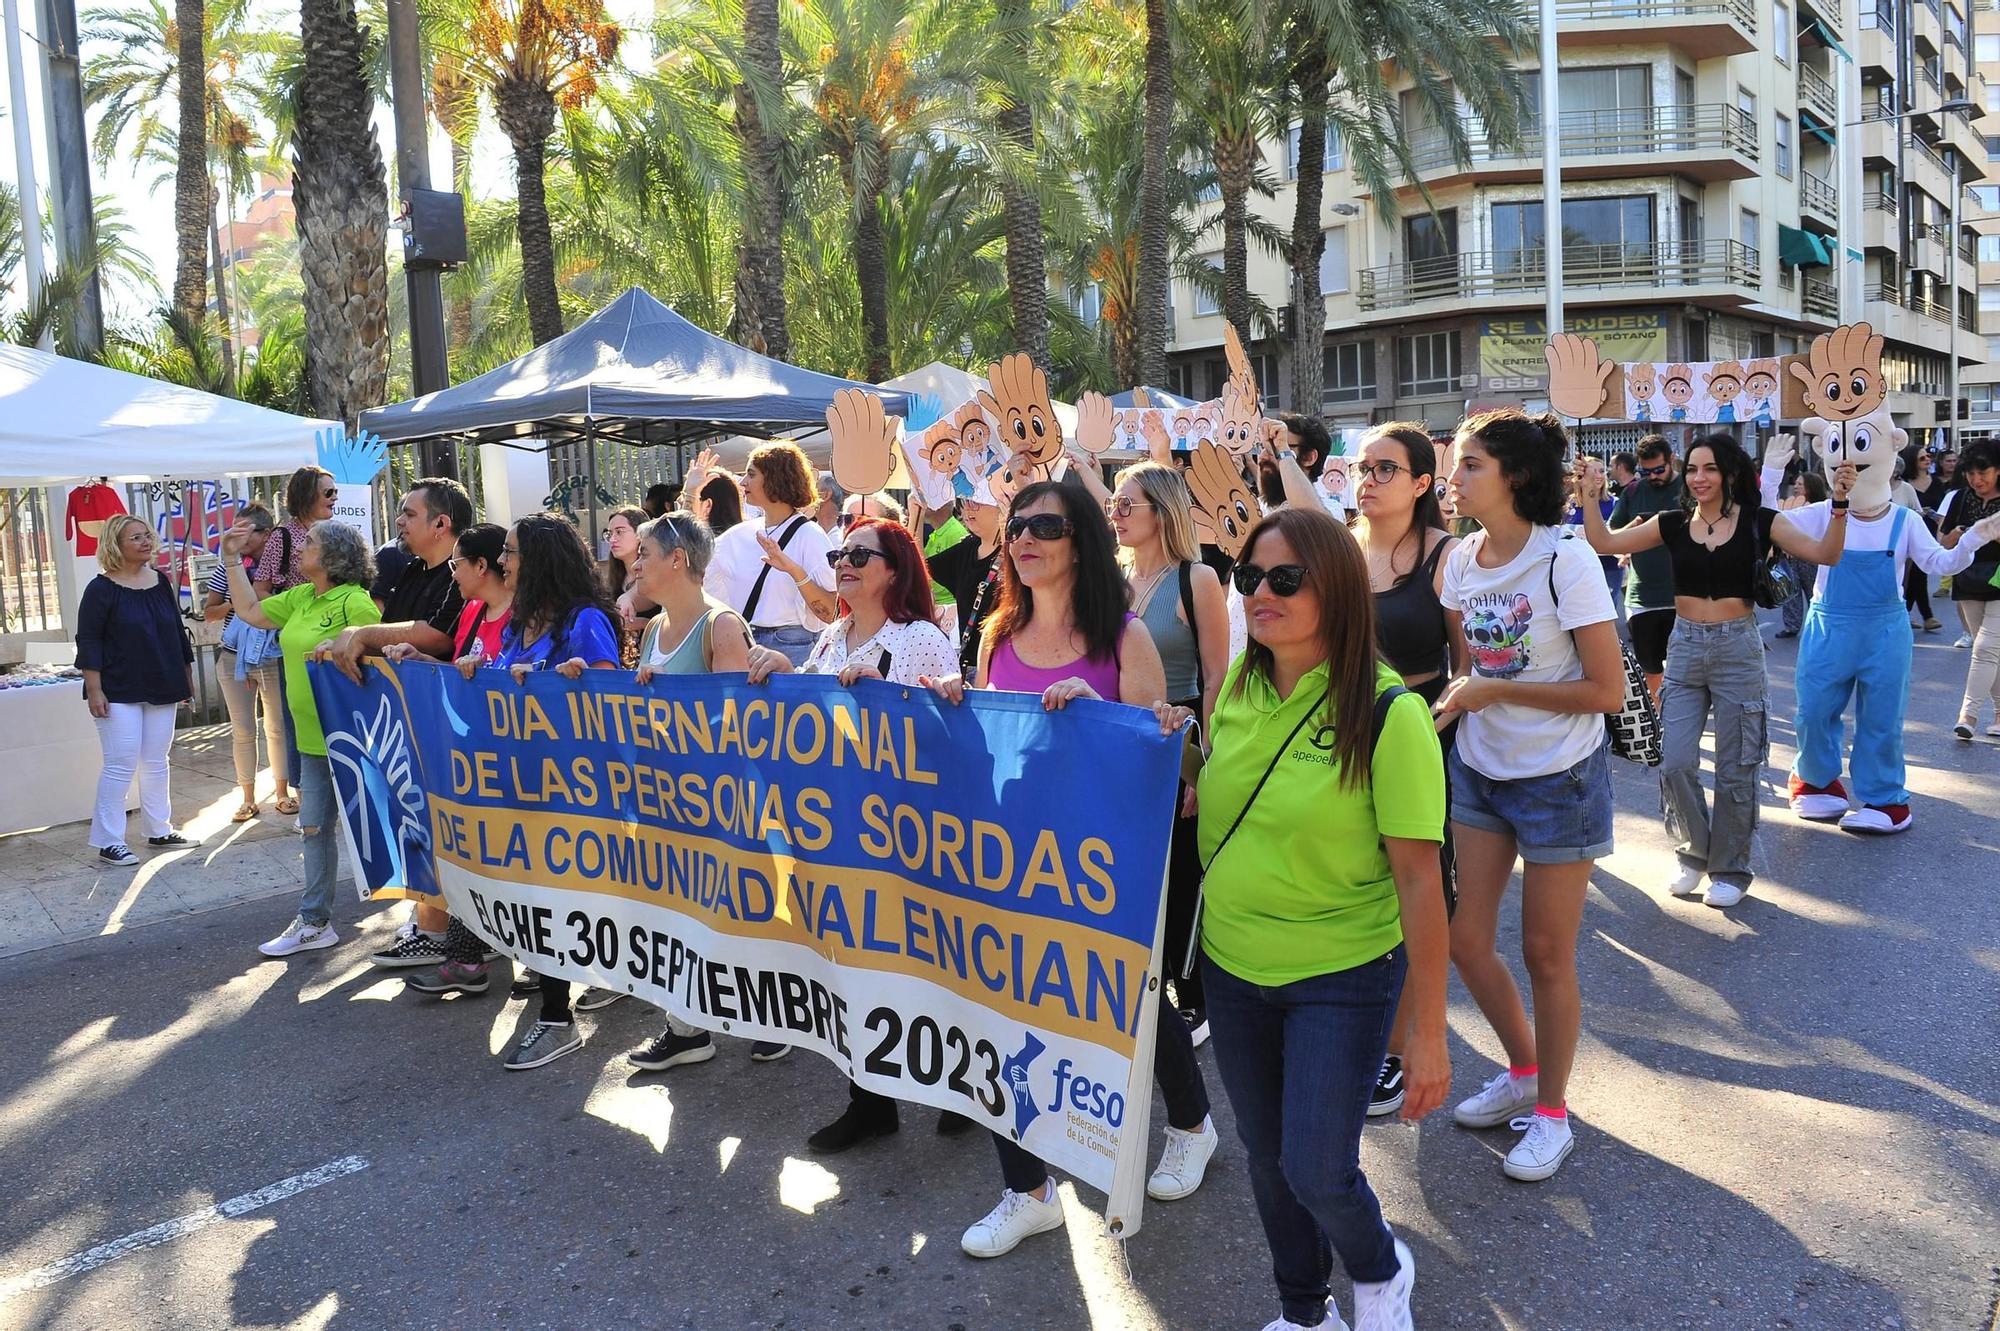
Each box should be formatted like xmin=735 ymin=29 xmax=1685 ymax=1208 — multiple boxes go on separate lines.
xmin=925 ymin=518 xmax=970 ymax=605
xmin=1196 ymin=660 xmax=1444 ymax=987
xmin=262 ymin=581 xmax=382 ymax=756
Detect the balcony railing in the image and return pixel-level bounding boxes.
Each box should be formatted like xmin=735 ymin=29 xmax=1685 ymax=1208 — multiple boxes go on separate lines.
xmin=1779 ymin=268 xmax=1798 ymax=292
xmin=1799 ymin=62 xmax=1838 ymax=121
xmin=1920 ymin=67 xmax=1943 ymax=101
xmin=1802 ymin=172 xmax=1838 ymax=215
xmin=1356 ymin=239 xmax=1756 ymax=310
xmin=1805 ymin=278 xmax=1840 ymax=319
xmin=1906 ymin=134 xmax=1952 ymax=178
xmin=1925 ymin=221 xmax=1950 ymax=246
xmin=1404 ymin=104 xmax=1758 ymax=175
xmin=1911 ymin=293 xmax=1952 ymax=321
xmin=1546 ymin=0 xmax=1757 ymax=23
xmin=1863 ymin=189 xmax=1899 ymax=213
xmin=1870 ymin=281 xmax=1905 ymax=306
xmin=1962 ymin=238 xmax=1978 ymax=261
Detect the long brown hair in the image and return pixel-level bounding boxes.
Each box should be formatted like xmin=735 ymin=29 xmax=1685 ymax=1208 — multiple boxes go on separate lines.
xmin=1233 ymin=506 xmax=1382 ymax=788
xmin=982 ymin=481 xmax=1129 ymax=663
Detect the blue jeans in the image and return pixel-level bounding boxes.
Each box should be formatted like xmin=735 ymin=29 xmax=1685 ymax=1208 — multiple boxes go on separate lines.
xmin=1203 ymin=949 xmax=1405 ymax=1326
xmin=275 ymin=668 xmax=302 ymax=794
xmin=752 ymin=624 xmax=817 ymax=667
xmin=296 ymin=754 xmax=340 ymax=927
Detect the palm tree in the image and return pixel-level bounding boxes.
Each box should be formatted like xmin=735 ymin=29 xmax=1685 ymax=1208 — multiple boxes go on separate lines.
xmin=989 ymin=0 xmax=1047 ymax=367
xmin=294 ymin=0 xmax=392 ymax=422
xmin=1133 ymin=0 xmax=1172 ymax=386
xmin=735 ymin=0 xmax=790 ymax=359
xmin=436 ymin=0 xmax=622 ymax=346
xmin=1280 ymin=0 xmax=1527 ymax=411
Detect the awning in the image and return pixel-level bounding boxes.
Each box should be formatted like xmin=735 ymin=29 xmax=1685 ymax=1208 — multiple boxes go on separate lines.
xmin=1810 ymin=17 xmax=1851 ymax=61
xmin=1780 ymin=224 xmax=1833 ymax=269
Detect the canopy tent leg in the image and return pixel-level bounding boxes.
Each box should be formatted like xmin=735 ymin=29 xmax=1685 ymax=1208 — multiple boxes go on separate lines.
xmin=584 ymin=420 xmax=600 ymax=564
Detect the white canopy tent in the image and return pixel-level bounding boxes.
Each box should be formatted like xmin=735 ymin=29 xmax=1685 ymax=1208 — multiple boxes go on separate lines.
xmin=0 ymin=345 xmax=335 ymax=486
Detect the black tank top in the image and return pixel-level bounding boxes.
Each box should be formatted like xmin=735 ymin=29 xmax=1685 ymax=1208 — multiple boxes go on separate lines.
xmin=1374 ymin=535 xmax=1451 ymax=677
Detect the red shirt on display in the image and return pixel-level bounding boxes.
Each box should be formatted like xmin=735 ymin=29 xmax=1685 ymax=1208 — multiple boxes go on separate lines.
xmin=65 ymin=484 xmax=127 ymax=555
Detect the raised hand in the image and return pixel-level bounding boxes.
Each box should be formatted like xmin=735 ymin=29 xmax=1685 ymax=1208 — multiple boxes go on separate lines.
xmin=681 ymin=447 xmax=720 ymax=506
xmin=1543 ymin=333 xmax=1617 ymax=420
xmin=1574 ymin=456 xmax=1606 ymax=502
xmin=1075 ymin=392 xmax=1117 ymax=455
xmin=828 ymin=388 xmax=897 ymax=494
xmin=1829 ymin=462 xmax=1857 ymax=503
xmin=978 ymin=353 xmax=1062 ymax=469
xmin=314 ymin=427 xmax=389 ymax=484
xmin=1765 ymin=432 xmax=1797 ymax=472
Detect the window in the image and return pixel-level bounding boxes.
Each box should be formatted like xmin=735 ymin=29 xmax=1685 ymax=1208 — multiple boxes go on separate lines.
xmin=1740 ymin=207 xmax=1761 ymax=267
xmin=1981 ymin=234 xmax=2000 ymax=261
xmin=1987 ymin=135 xmax=2000 ymax=161
xmin=1520 ymin=66 xmax=1651 ymax=155
xmin=1975 ymin=184 xmax=2000 ymax=209
xmin=1396 ymin=331 xmax=1460 ymax=396
xmin=1986 ymin=85 xmax=2000 ymax=114
xmin=1202 ymin=358 xmax=1230 ymax=399
xmin=1323 ymin=340 xmax=1376 ymax=405
xmin=1285 ymin=123 xmax=1345 ymax=177
xmin=1737 ymin=87 xmax=1757 ymax=125
xmin=1321 ymin=228 xmax=1349 ymax=293
xmin=1978 ymin=33 xmax=2000 ymax=61
xmin=1192 ymin=253 xmax=1222 ymax=317
xmin=1249 ymin=353 xmax=1281 ymax=410
xmin=1404 ymin=209 xmax=1458 ymax=272
xmin=1979 ymin=284 xmax=2000 ymax=310
xmin=1775 ymin=1 xmax=1794 ymax=63
xmin=1777 ymin=114 xmax=1795 ymax=178
xmin=1070 ymin=283 xmax=1103 ymax=326
xmin=1165 ymin=362 xmax=1198 ymax=400
xmin=1491 ymin=196 xmax=1658 ymax=272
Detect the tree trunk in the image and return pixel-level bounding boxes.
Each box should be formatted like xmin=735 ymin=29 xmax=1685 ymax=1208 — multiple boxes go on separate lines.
xmin=1288 ymin=52 xmax=1331 ymax=419
xmin=854 ymin=163 xmax=891 ymax=382
xmin=996 ymin=0 xmax=1048 ymax=367
xmin=1135 ymin=0 xmax=1173 ymax=387
xmin=171 ymin=0 xmax=210 ymax=326
xmin=735 ymin=0 xmax=790 ymax=361
xmin=1217 ymin=129 xmax=1254 ymax=348
xmin=294 ymin=0 xmax=390 ymax=425
xmin=208 ymin=205 xmax=237 ymax=393
xmin=446 ymin=138 xmax=473 ymax=353
xmin=495 ymin=80 xmax=564 ymax=348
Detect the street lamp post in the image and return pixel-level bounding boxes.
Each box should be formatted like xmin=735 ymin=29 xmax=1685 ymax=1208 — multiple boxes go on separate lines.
xmin=1539 ymin=0 xmax=1564 ymax=344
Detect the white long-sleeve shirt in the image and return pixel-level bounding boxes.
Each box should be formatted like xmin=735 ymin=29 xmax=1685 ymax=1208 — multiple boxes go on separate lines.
xmin=1783 ymin=500 xmax=1982 ymax=596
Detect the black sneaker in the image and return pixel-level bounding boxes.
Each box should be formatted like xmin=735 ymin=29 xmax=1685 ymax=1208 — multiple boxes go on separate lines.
xmin=1955 ymin=722 xmax=1976 ymax=741
xmin=147 ymin=830 xmax=202 ymax=849
xmin=97 ymin=844 xmax=140 ymax=868
xmin=369 ymin=930 xmax=446 ymax=969
xmin=629 ymin=1027 xmax=716 ymax=1071
xmin=1180 ymin=1006 xmax=1210 ymax=1049
xmin=575 ymin=987 xmax=627 ymax=1012
xmin=1367 ymin=1055 xmax=1406 ymax=1119
xmin=509 ymin=971 xmax=542 ymax=999
xmin=807 ymin=1102 xmax=899 ymax=1154
xmin=749 ymin=1041 xmax=791 ymax=1062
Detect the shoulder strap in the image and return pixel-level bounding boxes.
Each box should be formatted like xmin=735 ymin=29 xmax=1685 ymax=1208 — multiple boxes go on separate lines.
xmin=741 ymin=515 xmax=811 ymax=626
xmin=1201 ymin=688 xmax=1327 ymax=876
xmin=1419 ymin=533 xmax=1450 ymax=580
xmin=1178 ymin=560 xmax=1204 ymax=702
xmin=276 ymin=524 xmax=293 ymax=581
xmin=1370 ymin=683 xmax=1411 ymax=750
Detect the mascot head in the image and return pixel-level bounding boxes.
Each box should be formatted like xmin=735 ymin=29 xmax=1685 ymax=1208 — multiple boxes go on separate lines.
xmin=1803 ymin=406 xmax=1903 ymax=510
xmin=1792 ymin=323 xmax=1899 ymax=510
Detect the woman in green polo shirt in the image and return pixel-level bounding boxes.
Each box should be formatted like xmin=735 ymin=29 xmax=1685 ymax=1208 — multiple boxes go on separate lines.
xmin=221 ymin=518 xmax=382 ymax=959
xmin=1183 ymin=505 xmax=1449 ymax=1331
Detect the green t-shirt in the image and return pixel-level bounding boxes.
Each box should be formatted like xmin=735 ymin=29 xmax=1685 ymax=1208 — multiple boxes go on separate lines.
xmin=925 ymin=518 xmax=970 ymax=605
xmin=262 ymin=582 xmax=383 ymax=756
xmin=1196 ymin=659 xmax=1444 ymax=987
xmin=1609 ymin=478 xmax=1685 ymax=610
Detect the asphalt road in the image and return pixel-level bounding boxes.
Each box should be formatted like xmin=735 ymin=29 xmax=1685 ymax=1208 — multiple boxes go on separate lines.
xmin=3 ymin=618 xmax=1997 ymax=1331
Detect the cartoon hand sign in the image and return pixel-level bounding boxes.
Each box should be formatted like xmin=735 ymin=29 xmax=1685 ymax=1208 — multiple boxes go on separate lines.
xmin=1788 ymin=322 xmax=1886 ymax=421
xmin=827 ymin=388 xmax=897 ymax=494
xmin=1131 ymin=387 xmax=1153 ymax=408
xmin=978 ymin=353 xmax=1063 ymax=469
xmin=1544 ymin=333 xmax=1617 ymax=420
xmin=1216 ymin=384 xmax=1263 ymax=458
xmin=1139 ymin=412 xmax=1173 ymax=465
xmin=1223 ymin=323 xmax=1260 ymax=407
xmin=1075 ymin=391 xmax=1117 ymax=455
xmin=1185 ymin=440 xmax=1259 ymax=560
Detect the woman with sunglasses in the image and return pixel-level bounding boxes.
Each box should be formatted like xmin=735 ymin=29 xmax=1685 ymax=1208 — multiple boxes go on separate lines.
xmin=1352 ymin=424 xmax=1463 ymax=1122
xmin=1165 ymin=505 xmax=1447 ymax=1331
xmin=923 ymin=481 xmax=1219 ymax=1259
xmin=1435 ymin=410 xmax=1625 ymax=1184
xmin=746 ymin=516 xmax=970 ymax=1145
xmin=1108 ymin=462 xmax=1228 ymax=1046
xmin=251 ymin=465 xmax=336 ymax=817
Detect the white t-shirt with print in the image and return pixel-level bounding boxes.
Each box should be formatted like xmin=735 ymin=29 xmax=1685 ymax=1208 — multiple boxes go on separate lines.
xmin=1784 ymin=500 xmax=1983 ymax=596
xmin=710 ymin=515 xmax=838 ymax=631
xmin=801 ymin=616 xmax=958 ymax=685
xmin=1440 ymin=526 xmax=1617 ymax=780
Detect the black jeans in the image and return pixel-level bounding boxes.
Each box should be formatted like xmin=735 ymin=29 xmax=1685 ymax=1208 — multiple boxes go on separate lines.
xmin=1163 ymin=792 xmax=1205 ymax=1011
xmin=1905 ymin=563 xmax=1933 ymax=619
xmin=992 ymin=988 xmax=1209 ymax=1193
xmin=540 ymin=975 xmax=572 ymax=1025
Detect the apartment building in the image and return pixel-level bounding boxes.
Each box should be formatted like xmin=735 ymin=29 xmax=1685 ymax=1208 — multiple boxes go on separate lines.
xmin=1964 ymin=0 xmax=2000 ymax=438
xmin=1161 ymin=0 xmax=1989 ymax=452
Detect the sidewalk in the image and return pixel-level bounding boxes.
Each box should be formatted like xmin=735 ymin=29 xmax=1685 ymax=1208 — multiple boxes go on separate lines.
xmin=0 ymin=723 xmax=309 ymax=959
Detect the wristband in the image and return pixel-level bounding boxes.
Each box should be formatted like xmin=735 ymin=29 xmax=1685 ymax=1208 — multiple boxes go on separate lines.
xmin=1831 ymin=499 xmax=1850 ymax=512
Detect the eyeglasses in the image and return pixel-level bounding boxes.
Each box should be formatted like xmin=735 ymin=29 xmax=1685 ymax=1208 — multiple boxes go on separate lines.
xmin=1638 ymin=463 xmax=1670 ymax=479
xmin=497 ymin=545 xmax=517 ymax=563
xmin=826 ymin=547 xmax=889 ymax=569
xmin=1354 ymin=461 xmax=1409 ymax=484
xmin=1231 ymin=562 xmax=1308 ymax=597
xmin=447 ymin=556 xmax=463 ymax=571
xmin=1103 ymin=497 xmax=1154 ymax=518
xmin=1006 ymin=514 xmax=1074 ymax=542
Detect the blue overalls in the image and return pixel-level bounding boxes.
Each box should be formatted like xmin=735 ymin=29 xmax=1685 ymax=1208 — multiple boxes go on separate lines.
xmin=1792 ymin=505 xmax=1912 ymax=806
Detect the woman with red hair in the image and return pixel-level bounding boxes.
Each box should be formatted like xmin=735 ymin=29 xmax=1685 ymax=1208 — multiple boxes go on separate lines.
xmin=745 ymin=515 xmax=965 ymax=1143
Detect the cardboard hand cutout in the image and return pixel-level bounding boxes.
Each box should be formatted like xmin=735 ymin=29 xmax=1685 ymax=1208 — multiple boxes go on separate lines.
xmin=1075 ymin=392 xmax=1117 ymax=455
xmin=1184 ymin=440 xmax=1258 ymax=559
xmin=1788 ymin=322 xmax=1886 ymax=422
xmin=978 ymin=354 xmax=1063 ymax=474
xmin=828 ymin=388 xmax=898 ymax=495
xmin=1544 ymin=333 xmax=1619 ymax=419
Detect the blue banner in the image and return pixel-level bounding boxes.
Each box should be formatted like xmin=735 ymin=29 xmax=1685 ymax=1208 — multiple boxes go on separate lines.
xmin=309 ymin=659 xmax=1181 ymax=1225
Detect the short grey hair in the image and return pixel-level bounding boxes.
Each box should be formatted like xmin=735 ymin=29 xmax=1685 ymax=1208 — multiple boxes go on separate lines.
xmin=818 ymin=470 xmax=848 ymax=512
xmin=844 ymin=490 xmax=906 ymax=523
xmin=639 ymin=511 xmax=716 ymax=579
xmin=309 ymin=519 xmax=376 ymax=588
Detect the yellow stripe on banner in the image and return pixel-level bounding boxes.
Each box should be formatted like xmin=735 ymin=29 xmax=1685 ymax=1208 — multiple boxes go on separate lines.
xmin=429 ymin=797 xmax=1153 ymax=1050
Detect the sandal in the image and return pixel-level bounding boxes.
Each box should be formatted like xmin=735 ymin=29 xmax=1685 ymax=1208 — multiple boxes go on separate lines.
xmin=232 ymin=802 xmax=259 ymax=823
xmin=275 ymin=795 xmax=300 ymax=816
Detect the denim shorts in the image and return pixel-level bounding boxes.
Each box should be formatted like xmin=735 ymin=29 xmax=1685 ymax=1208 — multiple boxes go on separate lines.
xmin=1448 ymin=742 xmax=1614 ymax=865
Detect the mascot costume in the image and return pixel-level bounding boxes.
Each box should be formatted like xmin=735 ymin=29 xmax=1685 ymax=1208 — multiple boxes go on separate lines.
xmin=1776 ymin=324 xmax=2000 ymax=833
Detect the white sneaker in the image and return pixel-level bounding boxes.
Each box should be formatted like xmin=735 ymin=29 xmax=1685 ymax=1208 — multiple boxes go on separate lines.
xmin=259 ymin=915 xmax=338 ymax=958
xmin=1146 ymin=1118 xmax=1220 ymax=1201
xmin=1704 ymin=880 xmax=1747 ymax=908
xmin=959 ymin=1186 xmax=1065 ymax=1258
xmin=1502 ymin=1113 xmax=1575 ymax=1181
xmin=1260 ymin=1308 xmax=1350 ymax=1331
xmin=1666 ymin=861 xmax=1705 ymax=897
xmin=1453 ymin=1067 xmax=1537 ymax=1128
xmin=1351 ymin=1237 xmax=1415 ymax=1331
xmin=1955 ymin=633 xmax=1974 ymax=648
xmin=1987 ymin=724 xmax=2000 ymax=738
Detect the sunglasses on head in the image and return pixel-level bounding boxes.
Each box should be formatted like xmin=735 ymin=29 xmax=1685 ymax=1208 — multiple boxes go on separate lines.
xmin=1232 ymin=562 xmax=1308 ymax=597
xmin=1006 ymin=514 xmax=1074 ymax=542
xmin=826 ymin=547 xmax=889 ymax=569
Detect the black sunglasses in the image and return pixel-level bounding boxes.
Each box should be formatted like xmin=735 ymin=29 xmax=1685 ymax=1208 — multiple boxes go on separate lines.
xmin=1232 ymin=562 xmax=1308 ymax=597
xmin=826 ymin=547 xmax=890 ymax=569
xmin=1006 ymin=514 xmax=1074 ymax=542
xmin=1638 ymin=463 xmax=1670 ymax=478
xmin=321 ymin=486 xmax=339 ymax=499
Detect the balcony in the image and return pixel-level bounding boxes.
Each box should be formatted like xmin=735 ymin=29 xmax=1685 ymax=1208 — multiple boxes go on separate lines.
xmin=1870 ymin=281 xmax=1905 ymax=306
xmin=1804 ymin=277 xmax=1840 ymax=320
xmin=1403 ymin=105 xmax=1760 ymax=189
xmin=1355 ymin=239 xmax=1758 ymax=315
xmin=1799 ymin=63 xmax=1838 ymax=123
xmin=1911 ymin=292 xmax=1953 ymax=322
xmin=1801 ymin=171 xmax=1838 ymax=224
xmin=1539 ymin=0 xmax=1758 ymax=56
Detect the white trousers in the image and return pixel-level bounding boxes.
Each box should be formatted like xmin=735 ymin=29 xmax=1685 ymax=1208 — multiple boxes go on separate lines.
xmin=90 ymin=702 xmax=176 ymax=849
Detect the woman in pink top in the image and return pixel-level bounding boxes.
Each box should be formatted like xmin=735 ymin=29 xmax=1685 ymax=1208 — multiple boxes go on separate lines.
xmin=923 ymin=480 xmax=1220 ymax=1260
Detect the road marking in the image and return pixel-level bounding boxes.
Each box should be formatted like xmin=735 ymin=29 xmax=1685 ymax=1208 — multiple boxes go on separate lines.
xmin=0 ymin=1155 xmax=370 ymax=1305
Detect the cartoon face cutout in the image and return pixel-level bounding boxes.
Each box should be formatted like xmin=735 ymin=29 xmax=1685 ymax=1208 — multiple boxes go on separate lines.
xmin=922 ymin=423 xmax=964 ymax=476
xmin=1627 ymin=363 xmax=1659 ymax=404
xmin=1806 ymin=401 xmax=1903 ymax=510
xmin=977 ymin=353 xmax=1063 ymax=469
xmin=1183 ymin=440 xmax=1258 ymax=560
xmin=1215 ymin=385 xmax=1263 ymax=458
xmin=1707 ymin=362 xmax=1745 ymax=404
xmin=957 ymin=407 xmax=997 ymax=473
xmin=1661 ymin=365 xmax=1696 ymax=407
xmin=1789 ymin=323 xmax=1886 ymax=421
xmin=1320 ymin=458 xmax=1350 ymax=497
xmin=1462 ymin=592 xmax=1535 ymax=678
xmin=1745 ymin=359 xmax=1778 ymax=401
xmin=1189 ymin=404 xmax=1220 ymax=449
xmin=1171 ymin=410 xmax=1194 ymax=445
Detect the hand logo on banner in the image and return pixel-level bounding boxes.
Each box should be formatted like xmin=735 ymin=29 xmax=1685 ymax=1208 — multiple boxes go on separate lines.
xmin=314 ymin=426 xmax=390 ymax=484
xmin=1543 ymin=334 xmax=1618 ymax=420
